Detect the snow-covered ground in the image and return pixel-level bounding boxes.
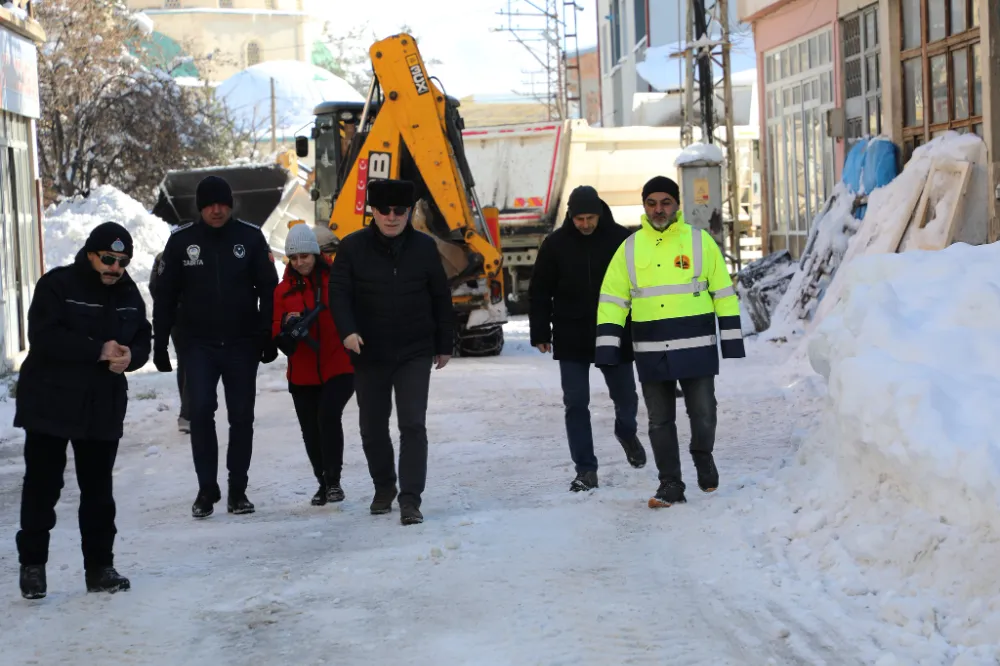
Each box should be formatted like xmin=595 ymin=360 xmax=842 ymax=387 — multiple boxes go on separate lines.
xmin=4 ymin=184 xmax=998 ymax=663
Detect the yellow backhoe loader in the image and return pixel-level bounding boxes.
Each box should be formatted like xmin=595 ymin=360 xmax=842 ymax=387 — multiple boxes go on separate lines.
xmin=151 ymin=34 xmax=507 ymax=356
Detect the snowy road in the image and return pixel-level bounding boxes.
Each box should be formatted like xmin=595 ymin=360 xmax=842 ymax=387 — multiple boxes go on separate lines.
xmin=0 ymin=320 xmax=883 ymax=665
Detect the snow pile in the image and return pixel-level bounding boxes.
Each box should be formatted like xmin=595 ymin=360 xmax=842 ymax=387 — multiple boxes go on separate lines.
xmin=2 ymin=1 xmax=28 ymax=21
xmin=763 ymin=183 xmax=860 ymax=340
xmin=674 ymin=141 xmax=725 ymax=167
xmin=741 ymin=242 xmax=1000 ymax=663
xmin=215 ymin=61 xmax=364 ymax=140
xmin=735 ymin=249 xmax=796 ymax=335
xmin=130 ymin=11 xmax=155 ymax=36
xmin=43 ymin=185 xmax=171 ymax=312
xmin=765 ymin=132 xmax=988 ymax=342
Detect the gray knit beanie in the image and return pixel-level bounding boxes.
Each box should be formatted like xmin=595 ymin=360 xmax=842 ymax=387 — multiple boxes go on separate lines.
xmin=284 ymin=223 xmax=321 ymax=256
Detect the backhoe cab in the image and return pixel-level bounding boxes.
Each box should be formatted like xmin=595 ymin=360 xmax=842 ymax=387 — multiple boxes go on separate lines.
xmin=294 ymin=33 xmax=507 ymax=357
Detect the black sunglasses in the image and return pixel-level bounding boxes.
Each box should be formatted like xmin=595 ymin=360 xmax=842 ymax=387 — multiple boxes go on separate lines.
xmin=99 ymin=254 xmax=130 ymax=268
xmin=374 ymin=205 xmax=409 ymax=216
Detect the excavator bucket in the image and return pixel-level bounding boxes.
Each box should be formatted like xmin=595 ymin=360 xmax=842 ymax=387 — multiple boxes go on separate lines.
xmin=150 ymin=161 xmax=335 ymax=261
xmin=151 ymin=163 xmax=293 ymax=227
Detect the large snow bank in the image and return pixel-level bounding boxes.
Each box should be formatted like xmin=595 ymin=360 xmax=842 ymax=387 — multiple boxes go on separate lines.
xmin=43 ymin=185 xmax=171 ymax=312
xmin=215 ymin=61 xmax=365 ymax=140
xmin=764 ymin=132 xmax=988 ymax=342
xmin=738 ymin=242 xmax=1000 ymax=663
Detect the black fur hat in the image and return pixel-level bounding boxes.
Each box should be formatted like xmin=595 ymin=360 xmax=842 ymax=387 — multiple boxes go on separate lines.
xmin=367 ymin=179 xmax=416 ymax=209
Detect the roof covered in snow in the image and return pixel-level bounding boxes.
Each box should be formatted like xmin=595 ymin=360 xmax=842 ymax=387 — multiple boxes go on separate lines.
xmin=215 ymin=61 xmax=365 ymax=140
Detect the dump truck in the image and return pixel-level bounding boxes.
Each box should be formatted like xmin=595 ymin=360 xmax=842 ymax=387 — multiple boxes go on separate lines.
xmin=151 ymin=34 xmax=507 ymax=357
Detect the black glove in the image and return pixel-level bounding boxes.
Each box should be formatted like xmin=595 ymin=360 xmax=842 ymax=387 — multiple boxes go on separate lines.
xmin=260 ymin=339 xmax=279 ymax=364
xmin=153 ymin=347 xmax=172 ymax=372
xmin=275 ymin=332 xmax=298 ymax=357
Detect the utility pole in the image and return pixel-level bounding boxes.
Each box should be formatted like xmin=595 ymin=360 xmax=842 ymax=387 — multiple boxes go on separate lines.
xmin=676 ymin=0 xmax=742 ymax=268
xmin=495 ymin=0 xmax=583 ymax=121
xmin=270 ymin=77 xmax=277 ymax=154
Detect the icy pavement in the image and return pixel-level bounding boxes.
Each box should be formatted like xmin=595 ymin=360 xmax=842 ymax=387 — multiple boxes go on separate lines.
xmin=0 ymin=319 xmax=948 ymax=664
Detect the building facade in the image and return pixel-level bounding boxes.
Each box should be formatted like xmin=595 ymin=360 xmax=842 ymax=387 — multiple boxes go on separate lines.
xmin=126 ymin=0 xmax=325 ymax=82
xmin=0 ymin=2 xmax=45 ymax=370
xmin=741 ymin=0 xmax=999 ymax=255
xmin=594 ymin=0 xmax=652 ymax=127
xmin=741 ymin=0 xmax=845 ymax=258
xmin=565 ymin=45 xmax=601 ymax=126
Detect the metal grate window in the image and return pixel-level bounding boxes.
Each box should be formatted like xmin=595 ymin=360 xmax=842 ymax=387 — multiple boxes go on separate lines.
xmin=841 ymin=4 xmax=882 ymax=154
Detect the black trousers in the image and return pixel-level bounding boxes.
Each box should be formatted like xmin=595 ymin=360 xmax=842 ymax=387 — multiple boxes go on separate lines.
xmin=290 ymin=374 xmax=356 ymax=486
xmin=641 ymin=375 xmax=718 ymax=489
xmin=16 ymin=431 xmax=119 ymax=572
xmin=354 ymin=356 xmax=432 ymax=508
xmin=172 ymin=326 xmax=189 ymax=422
xmin=186 ymin=339 xmax=260 ymax=495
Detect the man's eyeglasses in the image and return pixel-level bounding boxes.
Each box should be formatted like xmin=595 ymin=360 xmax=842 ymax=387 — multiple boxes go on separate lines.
xmin=99 ymin=254 xmax=130 ymax=268
xmin=374 ymin=205 xmax=409 ymax=216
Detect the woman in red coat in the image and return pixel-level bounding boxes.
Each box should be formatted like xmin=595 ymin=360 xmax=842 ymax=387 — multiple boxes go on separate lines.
xmin=273 ymin=223 xmax=354 ymax=505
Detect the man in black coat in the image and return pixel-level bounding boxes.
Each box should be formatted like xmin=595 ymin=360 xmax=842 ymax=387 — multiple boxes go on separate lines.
xmin=330 ymin=178 xmax=454 ymax=526
xmin=152 ymin=176 xmax=279 ymax=519
xmin=529 ymin=185 xmax=647 ymax=492
xmin=150 ymin=250 xmax=189 ymax=433
xmin=14 ymin=222 xmax=151 ymax=599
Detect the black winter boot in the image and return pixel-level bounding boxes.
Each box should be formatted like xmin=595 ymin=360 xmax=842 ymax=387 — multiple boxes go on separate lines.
xmin=616 ymin=434 xmax=647 ymax=468
xmin=227 ymin=491 xmax=255 ymax=515
xmin=311 ymin=483 xmax=328 ymax=506
xmin=399 ymin=504 xmax=423 ymax=525
xmin=19 ymin=565 xmax=46 ymax=600
xmin=692 ymin=451 xmax=719 ymax=492
xmin=326 ymin=484 xmax=345 ymax=503
xmin=192 ymin=485 xmax=221 ymax=518
xmin=570 ymin=470 xmax=598 ymax=492
xmin=648 ymin=481 xmax=687 ymax=508
xmin=85 ymin=566 xmax=130 ymax=593
xmin=370 ymin=486 xmax=398 ymax=515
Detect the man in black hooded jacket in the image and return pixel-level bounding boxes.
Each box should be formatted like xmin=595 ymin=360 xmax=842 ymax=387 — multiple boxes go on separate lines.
xmin=14 ymin=222 xmax=150 ymax=599
xmin=529 ymin=185 xmax=647 ymax=492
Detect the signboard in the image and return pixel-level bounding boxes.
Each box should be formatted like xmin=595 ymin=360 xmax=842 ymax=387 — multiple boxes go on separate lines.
xmin=693 ymin=178 xmax=711 ymax=205
xmin=0 ymin=28 xmax=39 ymax=119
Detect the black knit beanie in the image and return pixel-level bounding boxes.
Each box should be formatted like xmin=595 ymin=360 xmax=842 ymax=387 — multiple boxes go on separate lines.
xmin=84 ymin=221 xmax=133 ymax=258
xmin=196 ymin=175 xmax=235 ymax=211
xmin=567 ymin=185 xmax=603 ymax=217
xmin=642 ymin=176 xmax=680 ymax=202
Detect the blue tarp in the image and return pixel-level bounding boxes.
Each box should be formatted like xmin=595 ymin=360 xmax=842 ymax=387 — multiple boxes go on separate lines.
xmin=841 ymin=139 xmax=869 ymax=194
xmin=842 ymin=138 xmax=900 ymax=219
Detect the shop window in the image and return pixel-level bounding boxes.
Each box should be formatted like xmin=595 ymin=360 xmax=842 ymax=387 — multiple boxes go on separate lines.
xmin=764 ymin=27 xmax=836 ymax=259
xmin=841 ymin=4 xmax=882 ymax=151
xmin=899 ymin=0 xmax=982 ymax=154
xmin=164 ymin=0 xmax=180 ymax=8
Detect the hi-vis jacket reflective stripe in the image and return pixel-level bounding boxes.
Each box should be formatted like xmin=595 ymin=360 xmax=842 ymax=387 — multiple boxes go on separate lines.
xmin=596 ymin=213 xmax=745 ymax=382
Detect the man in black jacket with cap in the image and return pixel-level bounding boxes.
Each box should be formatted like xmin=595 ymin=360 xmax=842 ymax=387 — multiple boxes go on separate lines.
xmin=152 ymin=175 xmax=279 ymax=519
xmin=14 ymin=222 xmax=151 ymax=599
xmin=529 ymin=185 xmax=646 ymax=492
xmin=330 ymin=178 xmax=454 ymax=526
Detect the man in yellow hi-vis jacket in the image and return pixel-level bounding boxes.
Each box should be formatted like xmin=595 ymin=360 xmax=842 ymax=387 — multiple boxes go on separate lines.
xmin=596 ymin=176 xmax=745 ymax=508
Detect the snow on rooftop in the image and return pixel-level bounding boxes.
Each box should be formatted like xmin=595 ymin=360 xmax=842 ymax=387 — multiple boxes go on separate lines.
xmin=131 ymin=11 xmax=154 ymax=37
xmin=215 ymin=61 xmax=365 ymax=140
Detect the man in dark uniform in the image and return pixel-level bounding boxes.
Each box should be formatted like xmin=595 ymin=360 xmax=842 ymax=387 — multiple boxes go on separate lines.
xmin=14 ymin=222 xmax=151 ymax=599
xmin=330 ymin=178 xmax=454 ymax=526
xmin=152 ymin=175 xmax=279 ymax=519
xmin=529 ymin=185 xmax=646 ymax=492
xmin=150 ymin=250 xmax=189 ymax=433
